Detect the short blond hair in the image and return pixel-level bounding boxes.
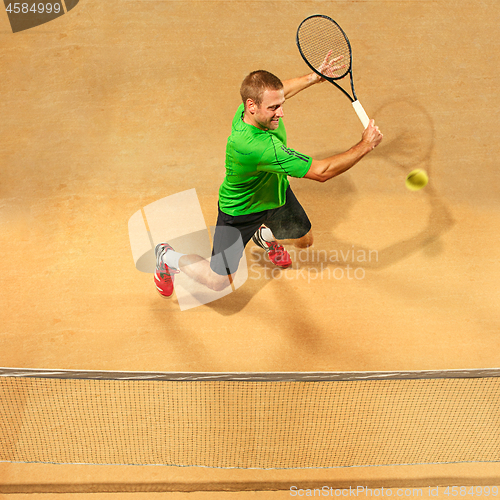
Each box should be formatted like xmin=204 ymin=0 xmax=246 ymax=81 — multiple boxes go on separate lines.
xmin=240 ymin=70 xmax=283 ymax=108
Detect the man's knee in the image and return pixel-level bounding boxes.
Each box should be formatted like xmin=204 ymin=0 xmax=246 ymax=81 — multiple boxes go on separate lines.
xmin=208 ymin=272 xmax=232 ymax=292
xmin=294 ymin=230 xmax=314 ymax=249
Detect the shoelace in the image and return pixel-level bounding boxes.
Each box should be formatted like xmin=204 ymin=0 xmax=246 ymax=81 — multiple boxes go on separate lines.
xmin=267 ymin=241 xmax=285 ymax=255
xmin=161 ymin=269 xmax=179 ymax=278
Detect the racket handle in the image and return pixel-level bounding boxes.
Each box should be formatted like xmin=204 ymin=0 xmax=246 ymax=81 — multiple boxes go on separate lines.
xmin=352 ymin=100 xmax=370 ymax=129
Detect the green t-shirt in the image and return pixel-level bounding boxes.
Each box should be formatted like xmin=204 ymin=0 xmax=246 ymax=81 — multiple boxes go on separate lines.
xmin=218 ymin=104 xmax=312 ymax=216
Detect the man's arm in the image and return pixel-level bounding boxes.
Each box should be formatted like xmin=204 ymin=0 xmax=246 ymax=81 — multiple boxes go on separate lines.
xmin=304 ymin=120 xmax=383 ymax=183
xmin=282 ymin=72 xmax=321 ymax=99
xmin=283 ymin=55 xmax=346 ymax=99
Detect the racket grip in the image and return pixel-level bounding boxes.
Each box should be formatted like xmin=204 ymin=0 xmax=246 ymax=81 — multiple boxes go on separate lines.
xmin=352 ymin=100 xmax=370 ymax=129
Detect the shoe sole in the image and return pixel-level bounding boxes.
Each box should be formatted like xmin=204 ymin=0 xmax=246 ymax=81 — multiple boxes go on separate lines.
xmin=154 ymin=274 xmax=175 ymax=298
xmin=156 ymin=289 xmax=174 ymax=299
xmin=273 ymin=261 xmax=292 ymax=269
xmin=155 ymin=284 xmax=174 ymax=298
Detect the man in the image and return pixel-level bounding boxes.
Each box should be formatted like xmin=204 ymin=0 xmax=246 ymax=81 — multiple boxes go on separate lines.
xmin=154 ymin=68 xmax=383 ymax=297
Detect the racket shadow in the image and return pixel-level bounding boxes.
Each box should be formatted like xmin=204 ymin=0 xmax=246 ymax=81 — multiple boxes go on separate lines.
xmin=369 ymin=99 xmax=435 ymax=172
xmin=306 ymin=184 xmax=455 ymax=274
xmin=301 ymin=99 xmax=454 ymax=273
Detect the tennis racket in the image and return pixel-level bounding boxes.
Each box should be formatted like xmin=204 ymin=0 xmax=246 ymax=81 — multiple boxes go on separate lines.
xmin=296 ymin=14 xmax=370 ymax=128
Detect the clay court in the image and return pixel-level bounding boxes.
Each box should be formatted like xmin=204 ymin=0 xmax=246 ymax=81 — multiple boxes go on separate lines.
xmin=0 ymin=0 xmax=499 ymax=497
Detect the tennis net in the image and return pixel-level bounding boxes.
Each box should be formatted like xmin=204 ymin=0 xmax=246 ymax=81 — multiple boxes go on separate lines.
xmin=1 ymin=367 xmax=499 ymax=469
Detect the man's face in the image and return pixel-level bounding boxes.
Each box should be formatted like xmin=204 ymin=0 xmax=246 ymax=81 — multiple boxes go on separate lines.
xmin=251 ymin=89 xmax=285 ymax=131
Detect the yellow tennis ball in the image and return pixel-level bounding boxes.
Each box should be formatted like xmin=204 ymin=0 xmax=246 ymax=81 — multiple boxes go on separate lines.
xmin=405 ymin=169 xmax=429 ymax=191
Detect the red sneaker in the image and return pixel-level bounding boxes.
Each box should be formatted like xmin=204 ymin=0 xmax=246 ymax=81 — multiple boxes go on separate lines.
xmin=252 ymin=226 xmax=292 ymax=269
xmin=154 ymin=243 xmax=180 ymax=298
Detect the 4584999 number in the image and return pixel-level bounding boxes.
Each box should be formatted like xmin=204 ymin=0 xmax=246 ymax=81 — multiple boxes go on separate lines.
xmin=444 ymin=486 xmax=499 ymax=497
xmin=6 ymin=3 xmax=62 ymax=14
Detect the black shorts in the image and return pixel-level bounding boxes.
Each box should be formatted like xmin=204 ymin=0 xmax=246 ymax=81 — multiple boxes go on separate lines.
xmin=210 ymin=186 xmax=311 ymax=276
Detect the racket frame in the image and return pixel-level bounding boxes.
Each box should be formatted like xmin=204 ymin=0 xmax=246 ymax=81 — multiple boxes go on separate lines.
xmin=297 ymin=14 xmax=372 ymax=128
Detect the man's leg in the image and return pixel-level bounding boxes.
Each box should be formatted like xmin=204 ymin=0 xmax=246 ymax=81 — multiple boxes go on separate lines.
xmin=155 ymin=244 xmax=234 ymax=296
xmin=155 ymin=209 xmax=261 ymax=297
xmin=276 ymin=229 xmax=314 ymax=249
xmin=262 ymin=187 xmax=313 ymax=259
xmin=252 ymin=226 xmax=312 ymax=269
xmin=178 ymin=254 xmax=232 ymax=292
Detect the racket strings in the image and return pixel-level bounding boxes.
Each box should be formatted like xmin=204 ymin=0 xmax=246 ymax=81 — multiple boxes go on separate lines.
xmin=297 ymin=17 xmax=351 ymax=79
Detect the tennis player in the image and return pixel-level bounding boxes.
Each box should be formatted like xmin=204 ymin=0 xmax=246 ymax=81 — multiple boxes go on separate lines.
xmin=154 ymin=68 xmax=382 ymax=297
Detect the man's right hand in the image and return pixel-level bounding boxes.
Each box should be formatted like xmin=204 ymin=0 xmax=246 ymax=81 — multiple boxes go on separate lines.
xmin=304 ymin=120 xmax=383 ymax=183
xmin=361 ymin=119 xmax=383 ymax=151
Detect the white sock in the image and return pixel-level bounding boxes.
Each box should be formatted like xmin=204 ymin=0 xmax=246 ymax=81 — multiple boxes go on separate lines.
xmin=162 ymin=249 xmax=184 ymax=270
xmin=261 ymin=227 xmax=275 ymax=242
